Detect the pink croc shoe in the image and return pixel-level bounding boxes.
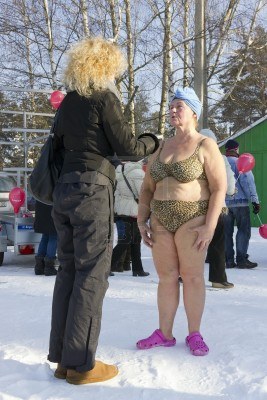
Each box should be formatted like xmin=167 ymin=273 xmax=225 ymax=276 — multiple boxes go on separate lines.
xmin=186 ymin=331 xmax=209 ymax=356
xmin=136 ymin=329 xmax=176 ymax=350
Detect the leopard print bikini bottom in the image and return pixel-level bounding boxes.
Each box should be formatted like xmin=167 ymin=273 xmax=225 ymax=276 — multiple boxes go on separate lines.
xmin=150 ymin=199 xmax=209 ymax=233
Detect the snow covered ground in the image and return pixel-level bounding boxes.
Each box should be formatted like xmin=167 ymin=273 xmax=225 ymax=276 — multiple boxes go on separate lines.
xmin=0 ymin=227 xmax=266 ymax=400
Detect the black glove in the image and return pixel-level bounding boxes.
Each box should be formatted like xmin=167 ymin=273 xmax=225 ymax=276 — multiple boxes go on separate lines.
xmin=252 ymin=202 xmax=260 ymax=214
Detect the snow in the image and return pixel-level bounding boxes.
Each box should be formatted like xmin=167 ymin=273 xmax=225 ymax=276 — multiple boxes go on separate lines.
xmin=0 ymin=228 xmax=267 ymax=400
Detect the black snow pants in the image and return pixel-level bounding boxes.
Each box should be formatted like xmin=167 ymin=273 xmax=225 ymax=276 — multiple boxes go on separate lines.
xmin=111 ymin=216 xmax=144 ymax=274
xmin=208 ymin=214 xmax=228 ymax=283
xmin=47 ymin=171 xmax=114 ymax=372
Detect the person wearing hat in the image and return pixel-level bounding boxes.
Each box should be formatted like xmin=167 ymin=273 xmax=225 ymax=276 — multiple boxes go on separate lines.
xmin=224 ymin=139 xmax=260 ymax=269
xmin=136 ymin=87 xmax=227 ymax=356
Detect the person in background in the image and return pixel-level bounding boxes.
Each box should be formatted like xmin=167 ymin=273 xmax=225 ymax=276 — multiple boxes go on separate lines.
xmin=110 ymin=158 xmax=132 ymax=275
xmin=224 ymin=139 xmax=260 ymax=269
xmin=121 ymin=246 xmax=131 ymax=271
xmin=137 ymin=87 xmax=227 ymax=356
xmin=111 ymin=161 xmax=149 ymax=277
xmin=112 ymin=219 xmax=132 ymax=273
xmin=47 ymin=37 xmax=159 ymax=385
xmin=34 ymin=200 xmax=57 ymax=276
xmin=200 ymin=129 xmax=235 ymax=289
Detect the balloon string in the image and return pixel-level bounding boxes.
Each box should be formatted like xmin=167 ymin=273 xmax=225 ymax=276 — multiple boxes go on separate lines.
xmin=256 ymin=213 xmax=263 ymax=226
xmin=235 ymin=172 xmax=241 ymax=183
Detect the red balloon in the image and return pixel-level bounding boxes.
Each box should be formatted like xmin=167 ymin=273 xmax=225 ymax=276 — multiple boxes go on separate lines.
xmin=237 ymin=153 xmax=255 ymax=173
xmin=50 ymin=90 xmax=65 ymax=109
xmin=9 ymin=187 xmax=26 ymax=214
xmin=259 ymin=224 xmax=267 ymax=239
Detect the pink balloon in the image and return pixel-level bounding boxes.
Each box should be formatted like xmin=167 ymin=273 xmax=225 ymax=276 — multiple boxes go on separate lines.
xmin=237 ymin=153 xmax=255 ymax=173
xmin=50 ymin=90 xmax=65 ymax=110
xmin=259 ymin=224 xmax=267 ymax=239
xmin=9 ymin=187 xmax=25 ymax=214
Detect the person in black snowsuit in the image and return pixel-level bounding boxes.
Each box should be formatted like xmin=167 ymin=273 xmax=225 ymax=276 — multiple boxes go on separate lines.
xmin=47 ymin=36 xmax=159 ymax=385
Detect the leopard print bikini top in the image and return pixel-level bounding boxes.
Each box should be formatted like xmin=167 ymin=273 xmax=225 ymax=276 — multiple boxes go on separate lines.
xmin=150 ymin=139 xmax=207 ymax=183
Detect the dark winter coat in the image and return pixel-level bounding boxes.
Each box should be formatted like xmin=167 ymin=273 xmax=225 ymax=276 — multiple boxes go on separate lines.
xmin=48 ymin=88 xmax=159 ymax=372
xmin=34 ymin=200 xmax=56 ymax=235
xmin=53 ymin=89 xmax=159 ymax=183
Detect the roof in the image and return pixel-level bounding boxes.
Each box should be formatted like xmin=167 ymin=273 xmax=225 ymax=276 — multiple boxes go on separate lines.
xmin=218 ymin=114 xmax=267 ymax=148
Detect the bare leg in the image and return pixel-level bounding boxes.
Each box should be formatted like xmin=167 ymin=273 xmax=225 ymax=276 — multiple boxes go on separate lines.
xmin=175 ymin=215 xmax=206 ymax=334
xmin=150 ymin=214 xmax=180 ymax=340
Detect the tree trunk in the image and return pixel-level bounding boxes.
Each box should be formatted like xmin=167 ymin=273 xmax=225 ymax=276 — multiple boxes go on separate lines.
xmin=158 ymin=0 xmax=172 ymax=138
xmin=107 ymin=0 xmax=121 ymax=41
xmin=124 ymin=0 xmax=135 ymax=135
xmin=80 ymin=0 xmax=90 ymax=36
xmin=183 ymin=0 xmax=190 ymax=87
xmin=42 ymin=0 xmax=57 ymax=88
xmin=194 ymin=0 xmax=205 ymax=130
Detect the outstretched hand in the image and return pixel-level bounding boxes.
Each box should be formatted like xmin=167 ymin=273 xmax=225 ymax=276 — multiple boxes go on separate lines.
xmin=138 ymin=221 xmax=153 ymax=248
xmin=189 ymin=224 xmax=214 ymax=251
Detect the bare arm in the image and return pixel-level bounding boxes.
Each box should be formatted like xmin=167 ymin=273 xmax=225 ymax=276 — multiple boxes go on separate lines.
xmin=137 ymin=152 xmax=157 ymax=247
xmin=204 ymin=139 xmax=227 ymax=228
xmin=192 ymin=138 xmax=227 ymax=250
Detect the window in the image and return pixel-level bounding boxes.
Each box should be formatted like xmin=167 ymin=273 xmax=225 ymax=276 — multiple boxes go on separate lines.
xmin=0 ymin=176 xmax=16 ymax=192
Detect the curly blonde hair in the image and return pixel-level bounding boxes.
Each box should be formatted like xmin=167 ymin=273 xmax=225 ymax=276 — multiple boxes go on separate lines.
xmin=63 ymin=37 xmax=127 ymax=97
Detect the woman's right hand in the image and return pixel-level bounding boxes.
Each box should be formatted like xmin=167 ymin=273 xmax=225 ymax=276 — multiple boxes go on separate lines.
xmin=138 ymin=221 xmax=153 ymax=248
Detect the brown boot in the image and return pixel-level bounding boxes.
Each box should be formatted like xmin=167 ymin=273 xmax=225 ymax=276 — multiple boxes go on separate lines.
xmin=54 ymin=363 xmax=67 ymax=379
xmin=66 ymin=361 xmax=118 ymax=385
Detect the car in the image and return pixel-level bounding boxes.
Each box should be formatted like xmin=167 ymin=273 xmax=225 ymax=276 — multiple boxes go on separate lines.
xmin=0 ymin=174 xmax=16 ymax=213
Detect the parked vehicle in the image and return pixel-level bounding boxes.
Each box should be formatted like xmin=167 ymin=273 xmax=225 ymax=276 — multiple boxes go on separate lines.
xmin=0 ymin=173 xmax=41 ymax=266
xmin=0 ymin=174 xmax=16 ymax=213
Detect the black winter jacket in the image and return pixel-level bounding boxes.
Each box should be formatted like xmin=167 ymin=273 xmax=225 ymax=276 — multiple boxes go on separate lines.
xmin=53 ymin=90 xmax=159 ymax=183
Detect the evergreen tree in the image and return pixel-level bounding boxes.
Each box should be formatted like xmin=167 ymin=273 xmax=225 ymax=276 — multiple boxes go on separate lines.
xmin=218 ymin=26 xmax=267 ymax=134
xmin=0 ymin=91 xmax=55 ymax=169
xmin=0 ymin=92 xmax=22 ymax=168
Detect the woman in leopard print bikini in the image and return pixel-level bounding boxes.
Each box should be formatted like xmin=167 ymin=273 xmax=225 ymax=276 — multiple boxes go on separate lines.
xmin=136 ymin=87 xmax=227 ymax=356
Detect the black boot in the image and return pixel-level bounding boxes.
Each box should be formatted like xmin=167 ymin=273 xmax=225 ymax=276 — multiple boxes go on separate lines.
xmin=111 ymin=263 xmax=124 ymax=272
xmin=132 ymin=271 xmax=150 ymax=277
xmin=123 ymin=263 xmax=131 ymax=271
xmin=35 ymin=256 xmax=45 ymax=275
xmin=44 ymin=257 xmax=57 ymax=276
xmin=123 ymin=247 xmax=132 ymax=271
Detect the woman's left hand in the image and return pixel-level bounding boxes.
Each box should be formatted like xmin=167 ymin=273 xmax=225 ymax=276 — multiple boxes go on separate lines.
xmin=189 ymin=224 xmax=214 ymax=251
xmin=138 ymin=221 xmax=153 ymax=248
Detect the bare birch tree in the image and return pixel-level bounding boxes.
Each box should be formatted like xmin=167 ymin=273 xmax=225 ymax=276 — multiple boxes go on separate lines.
xmin=158 ymin=0 xmax=172 ymax=137
xmin=182 ymin=0 xmax=190 ymax=87
xmin=0 ymin=0 xmax=266 ymax=139
xmin=107 ymin=0 xmax=122 ymax=40
xmin=42 ymin=0 xmax=57 ymax=88
xmin=124 ymin=0 xmax=136 ymax=135
xmin=80 ymin=0 xmax=90 ymax=36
